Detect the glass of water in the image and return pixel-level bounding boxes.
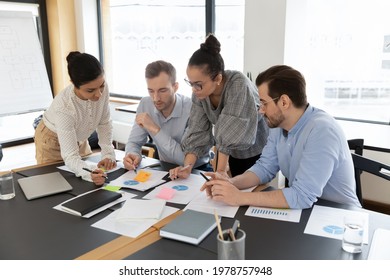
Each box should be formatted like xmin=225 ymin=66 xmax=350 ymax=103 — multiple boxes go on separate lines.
xmin=342 ymin=215 xmax=364 ymax=253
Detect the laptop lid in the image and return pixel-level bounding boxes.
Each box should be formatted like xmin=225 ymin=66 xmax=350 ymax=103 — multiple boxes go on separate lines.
xmin=18 ymin=172 xmax=73 ymax=200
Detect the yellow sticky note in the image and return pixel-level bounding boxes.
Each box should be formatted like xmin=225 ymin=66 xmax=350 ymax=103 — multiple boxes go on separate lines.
xmin=134 ymin=170 xmax=152 ymax=182
xmin=103 ymin=185 xmax=121 ymax=192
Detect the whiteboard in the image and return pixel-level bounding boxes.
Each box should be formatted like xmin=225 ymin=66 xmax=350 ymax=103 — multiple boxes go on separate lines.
xmin=0 ymin=11 xmax=52 ymax=116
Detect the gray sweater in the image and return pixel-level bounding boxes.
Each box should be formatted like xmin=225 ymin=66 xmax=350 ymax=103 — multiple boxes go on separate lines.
xmin=182 ymin=70 xmax=269 ymax=159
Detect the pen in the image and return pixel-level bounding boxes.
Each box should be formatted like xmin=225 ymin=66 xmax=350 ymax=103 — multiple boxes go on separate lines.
xmin=200 ymin=172 xmax=210 ymax=182
xmin=133 ymin=164 xmax=137 ymax=174
xmin=82 ymin=167 xmax=108 ymax=180
xmin=231 ymin=219 xmax=240 ymax=238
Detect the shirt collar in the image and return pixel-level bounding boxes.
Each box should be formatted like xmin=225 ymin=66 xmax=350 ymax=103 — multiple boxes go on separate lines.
xmin=153 ymin=93 xmax=182 ymax=120
xmin=287 ymin=103 xmax=312 ymax=136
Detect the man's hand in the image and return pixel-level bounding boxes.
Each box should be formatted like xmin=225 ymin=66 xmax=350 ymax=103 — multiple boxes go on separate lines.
xmin=136 ymin=113 xmax=160 ymax=135
xmin=123 ymin=153 xmax=141 ymax=170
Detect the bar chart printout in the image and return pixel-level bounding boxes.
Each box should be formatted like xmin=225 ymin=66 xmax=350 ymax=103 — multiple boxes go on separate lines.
xmin=245 ymin=206 xmax=302 ymax=223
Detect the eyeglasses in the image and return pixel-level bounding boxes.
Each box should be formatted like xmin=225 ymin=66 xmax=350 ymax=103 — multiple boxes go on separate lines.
xmin=184 ymin=78 xmax=203 ymax=91
xmin=259 ymin=97 xmax=279 ymax=110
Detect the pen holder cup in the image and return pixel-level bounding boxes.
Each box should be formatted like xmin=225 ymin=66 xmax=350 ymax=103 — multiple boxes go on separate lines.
xmin=217 ymin=229 xmax=245 ymax=260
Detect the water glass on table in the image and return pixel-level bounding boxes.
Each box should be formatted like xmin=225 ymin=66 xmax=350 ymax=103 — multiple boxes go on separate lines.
xmin=342 ymin=215 xmax=364 ymax=253
xmin=0 ymin=170 xmax=15 ymax=200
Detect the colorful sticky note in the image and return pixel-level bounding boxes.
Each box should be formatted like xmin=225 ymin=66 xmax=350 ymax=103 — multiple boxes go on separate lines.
xmin=157 ymin=188 xmax=176 ymax=200
xmin=134 ymin=170 xmax=152 ymax=182
xmin=103 ymin=185 xmax=121 ymax=192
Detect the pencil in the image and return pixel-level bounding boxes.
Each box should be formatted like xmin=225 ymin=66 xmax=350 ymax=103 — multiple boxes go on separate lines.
xmin=228 ymin=228 xmax=236 ymax=241
xmin=180 ymin=164 xmax=192 ymax=171
xmin=214 ymin=209 xmax=224 ymax=241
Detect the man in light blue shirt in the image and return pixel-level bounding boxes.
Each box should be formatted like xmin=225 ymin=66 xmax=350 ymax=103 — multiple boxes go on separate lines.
xmin=124 ymin=60 xmax=209 ymax=170
xmin=202 ymin=65 xmax=361 ymax=209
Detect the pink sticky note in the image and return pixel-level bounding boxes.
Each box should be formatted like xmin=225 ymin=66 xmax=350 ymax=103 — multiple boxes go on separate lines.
xmin=157 ymin=188 xmax=176 ymax=200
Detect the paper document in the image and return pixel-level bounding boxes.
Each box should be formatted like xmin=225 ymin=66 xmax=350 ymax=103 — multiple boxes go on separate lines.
xmin=57 ymin=160 xmax=124 ymax=174
xmin=143 ymin=173 xmax=205 ymax=204
xmin=184 ymin=190 xmax=240 ymax=218
xmin=92 ymin=205 xmax=179 ymax=238
xmin=115 ymin=199 xmax=166 ymax=221
xmin=368 ymin=228 xmax=390 ymax=260
xmin=304 ymin=205 xmax=369 ymax=243
xmin=109 ymin=169 xmax=168 ymax=191
xmin=245 ymin=206 xmax=302 ymax=223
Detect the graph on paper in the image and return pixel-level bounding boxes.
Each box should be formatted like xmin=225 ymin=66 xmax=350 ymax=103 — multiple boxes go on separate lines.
xmin=245 ymin=206 xmax=302 ymax=223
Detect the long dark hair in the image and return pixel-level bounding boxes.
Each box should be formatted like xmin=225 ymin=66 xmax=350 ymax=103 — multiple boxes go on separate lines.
xmin=188 ymin=34 xmax=224 ymax=80
xmin=66 ymin=51 xmax=104 ymax=88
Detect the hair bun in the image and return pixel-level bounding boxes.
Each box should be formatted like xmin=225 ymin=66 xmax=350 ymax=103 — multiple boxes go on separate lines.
xmin=66 ymin=51 xmax=82 ymax=64
xmin=200 ymin=34 xmax=221 ymax=55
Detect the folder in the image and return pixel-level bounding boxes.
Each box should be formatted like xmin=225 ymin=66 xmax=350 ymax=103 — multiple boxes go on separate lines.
xmin=61 ymin=189 xmax=122 ymax=216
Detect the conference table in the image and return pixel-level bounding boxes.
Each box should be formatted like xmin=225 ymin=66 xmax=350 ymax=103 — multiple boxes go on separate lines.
xmin=2 ymin=153 xmax=390 ymax=260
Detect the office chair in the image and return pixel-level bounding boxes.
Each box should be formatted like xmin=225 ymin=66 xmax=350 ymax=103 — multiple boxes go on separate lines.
xmin=352 ymin=153 xmax=390 ymax=207
xmin=0 ymin=144 xmax=3 ymax=162
xmin=143 ymin=135 xmax=159 ymax=159
xmin=347 ymin=138 xmax=364 ymax=156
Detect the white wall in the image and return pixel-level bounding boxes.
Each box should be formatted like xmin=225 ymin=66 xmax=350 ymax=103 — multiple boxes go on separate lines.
xmin=243 ymin=0 xmax=287 ymax=78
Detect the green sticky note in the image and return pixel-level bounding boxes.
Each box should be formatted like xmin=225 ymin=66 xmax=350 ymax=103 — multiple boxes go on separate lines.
xmin=103 ymin=185 xmax=121 ymax=192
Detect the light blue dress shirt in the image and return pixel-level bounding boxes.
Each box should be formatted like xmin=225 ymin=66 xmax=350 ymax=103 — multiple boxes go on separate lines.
xmin=248 ymin=105 xmax=361 ymax=209
xmin=125 ymin=93 xmax=209 ymax=167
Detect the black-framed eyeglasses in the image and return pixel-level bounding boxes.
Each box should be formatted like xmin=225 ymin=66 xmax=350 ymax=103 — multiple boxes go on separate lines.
xmin=259 ymin=97 xmax=279 ymax=110
xmin=184 ymin=78 xmax=203 ymax=91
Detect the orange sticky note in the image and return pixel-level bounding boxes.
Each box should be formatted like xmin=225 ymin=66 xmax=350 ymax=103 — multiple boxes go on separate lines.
xmin=134 ymin=170 xmax=152 ymax=182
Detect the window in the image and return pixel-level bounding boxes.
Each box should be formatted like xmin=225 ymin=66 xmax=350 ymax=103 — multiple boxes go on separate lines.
xmin=285 ymin=0 xmax=390 ymax=124
xmin=100 ymin=0 xmax=244 ymax=98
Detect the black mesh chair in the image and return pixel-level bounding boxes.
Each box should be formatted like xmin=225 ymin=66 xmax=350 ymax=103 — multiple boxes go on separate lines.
xmin=352 ymin=153 xmax=390 ymax=207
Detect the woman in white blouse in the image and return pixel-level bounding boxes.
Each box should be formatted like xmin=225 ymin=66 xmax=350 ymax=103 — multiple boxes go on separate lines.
xmin=34 ymin=51 xmax=116 ymax=185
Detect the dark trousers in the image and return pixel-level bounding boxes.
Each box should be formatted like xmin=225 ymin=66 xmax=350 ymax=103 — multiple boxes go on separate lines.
xmin=228 ymin=153 xmax=261 ymax=177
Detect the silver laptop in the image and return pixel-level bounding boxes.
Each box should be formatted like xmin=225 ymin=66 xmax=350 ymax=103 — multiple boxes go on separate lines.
xmin=18 ymin=172 xmax=73 ymax=200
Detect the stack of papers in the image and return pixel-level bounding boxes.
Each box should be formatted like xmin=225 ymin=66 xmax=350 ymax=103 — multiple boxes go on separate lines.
xmin=116 ymin=199 xmax=166 ymax=221
xmin=92 ymin=198 xmax=179 ymax=238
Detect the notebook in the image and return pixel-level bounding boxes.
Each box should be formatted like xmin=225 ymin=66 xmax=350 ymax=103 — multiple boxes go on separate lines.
xmin=159 ymin=209 xmax=218 ymax=245
xmin=61 ymin=189 xmax=122 ymax=216
xmin=18 ymin=172 xmax=73 ymax=200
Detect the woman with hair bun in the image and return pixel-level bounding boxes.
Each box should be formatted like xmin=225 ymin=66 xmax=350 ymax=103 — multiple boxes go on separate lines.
xmin=34 ymin=51 xmax=116 ymax=185
xmin=170 ymin=34 xmax=269 ymax=179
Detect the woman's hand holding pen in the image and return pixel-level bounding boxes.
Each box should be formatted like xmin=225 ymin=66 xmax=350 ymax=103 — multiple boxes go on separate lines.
xmin=123 ymin=153 xmax=141 ymax=171
xmin=97 ymin=158 xmax=117 ymax=171
xmin=169 ymin=164 xmax=192 ymax=180
xmin=83 ymin=167 xmax=108 ymax=186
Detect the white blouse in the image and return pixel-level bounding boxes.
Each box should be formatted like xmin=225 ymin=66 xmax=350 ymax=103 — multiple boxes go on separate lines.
xmin=42 ymin=84 xmax=115 ymax=181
